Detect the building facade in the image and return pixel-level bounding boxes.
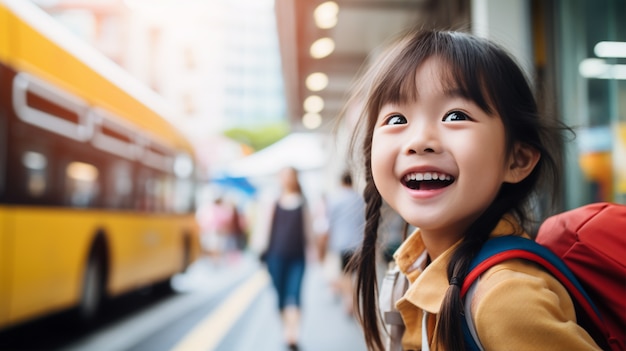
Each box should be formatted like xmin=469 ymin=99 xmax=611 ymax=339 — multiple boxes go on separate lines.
xmin=473 ymin=0 xmax=625 ymax=208
xmin=33 ymin=0 xmax=287 ymax=176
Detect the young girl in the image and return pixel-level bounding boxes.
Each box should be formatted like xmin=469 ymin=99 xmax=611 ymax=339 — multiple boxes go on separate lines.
xmin=347 ymin=30 xmax=602 ymax=350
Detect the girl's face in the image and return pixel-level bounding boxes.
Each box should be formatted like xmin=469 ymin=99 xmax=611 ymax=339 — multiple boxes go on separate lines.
xmin=371 ymin=58 xmax=516 ymax=243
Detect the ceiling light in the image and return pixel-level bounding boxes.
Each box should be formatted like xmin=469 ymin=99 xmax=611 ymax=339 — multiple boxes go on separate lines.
xmin=594 ymin=41 xmax=626 ymax=58
xmin=579 ymin=58 xmax=626 ymax=80
xmin=310 ymin=38 xmax=335 ymax=59
xmin=314 ymin=1 xmax=339 ymax=29
xmin=302 ymin=112 xmax=322 ymax=130
xmin=306 ymin=72 xmax=329 ymax=91
xmin=303 ymin=95 xmax=324 ymax=113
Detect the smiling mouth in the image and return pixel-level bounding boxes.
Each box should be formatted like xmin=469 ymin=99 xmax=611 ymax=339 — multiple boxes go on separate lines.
xmin=403 ymin=172 xmax=455 ymax=191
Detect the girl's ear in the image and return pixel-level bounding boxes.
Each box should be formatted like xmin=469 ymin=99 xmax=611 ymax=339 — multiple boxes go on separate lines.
xmin=504 ymin=142 xmax=541 ymax=184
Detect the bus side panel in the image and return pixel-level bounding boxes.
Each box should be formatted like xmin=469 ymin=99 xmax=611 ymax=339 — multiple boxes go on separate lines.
xmin=8 ymin=208 xmax=93 ymax=326
xmin=104 ymin=212 xmax=154 ymax=295
xmin=7 ymin=210 xmax=197 ymax=327
xmin=0 ymin=2 xmax=9 ymax=65
xmin=150 ymin=215 xmax=198 ymax=279
xmin=105 ymin=213 xmax=196 ymax=296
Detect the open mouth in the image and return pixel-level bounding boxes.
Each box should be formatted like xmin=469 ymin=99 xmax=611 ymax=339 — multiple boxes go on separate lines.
xmin=403 ymin=172 xmax=455 ymax=191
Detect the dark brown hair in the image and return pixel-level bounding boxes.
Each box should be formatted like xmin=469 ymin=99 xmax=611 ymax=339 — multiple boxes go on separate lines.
xmin=346 ymin=29 xmax=567 ymax=350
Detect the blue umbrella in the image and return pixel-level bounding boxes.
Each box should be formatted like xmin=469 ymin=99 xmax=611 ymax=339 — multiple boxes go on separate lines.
xmin=211 ymin=176 xmax=256 ymax=196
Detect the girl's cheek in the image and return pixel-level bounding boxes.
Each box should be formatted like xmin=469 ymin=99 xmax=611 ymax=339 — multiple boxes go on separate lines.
xmin=370 ymin=137 xmax=383 ymax=168
xmin=372 ymin=134 xmax=396 ymax=164
xmin=370 ymin=139 xmax=392 ymax=185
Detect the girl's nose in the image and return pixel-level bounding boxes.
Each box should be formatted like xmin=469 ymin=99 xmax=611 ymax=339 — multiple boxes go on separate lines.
xmin=404 ymin=121 xmax=441 ymax=155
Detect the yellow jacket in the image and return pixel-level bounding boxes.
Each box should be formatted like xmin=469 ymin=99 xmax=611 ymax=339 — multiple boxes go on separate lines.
xmin=393 ymin=217 xmax=601 ymax=351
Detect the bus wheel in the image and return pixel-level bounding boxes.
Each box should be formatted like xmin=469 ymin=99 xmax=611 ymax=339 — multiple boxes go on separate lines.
xmin=78 ymin=253 xmax=104 ymax=322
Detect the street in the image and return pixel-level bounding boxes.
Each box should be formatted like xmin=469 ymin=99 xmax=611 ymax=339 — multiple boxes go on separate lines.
xmin=0 ymin=252 xmax=367 ymax=351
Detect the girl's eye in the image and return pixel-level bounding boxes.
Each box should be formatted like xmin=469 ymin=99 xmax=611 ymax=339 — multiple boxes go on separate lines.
xmin=442 ymin=111 xmax=471 ymax=122
xmin=385 ymin=114 xmax=407 ymax=125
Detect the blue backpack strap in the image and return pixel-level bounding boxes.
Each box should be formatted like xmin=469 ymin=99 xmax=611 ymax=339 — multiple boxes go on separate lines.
xmin=460 ymin=236 xmax=603 ymax=350
xmin=462 ymin=290 xmax=483 ymax=351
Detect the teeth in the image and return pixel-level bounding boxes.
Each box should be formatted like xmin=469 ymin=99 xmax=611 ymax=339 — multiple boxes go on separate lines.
xmin=404 ymin=172 xmax=452 ymax=182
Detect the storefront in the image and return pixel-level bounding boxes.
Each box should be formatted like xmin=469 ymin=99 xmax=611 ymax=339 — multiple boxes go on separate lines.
xmin=554 ymin=0 xmax=625 ymax=207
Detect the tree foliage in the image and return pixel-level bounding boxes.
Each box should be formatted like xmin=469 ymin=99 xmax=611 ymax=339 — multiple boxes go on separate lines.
xmin=222 ymin=122 xmax=289 ymax=151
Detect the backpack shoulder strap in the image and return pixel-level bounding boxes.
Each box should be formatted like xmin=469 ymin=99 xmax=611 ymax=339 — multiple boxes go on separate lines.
xmin=380 ymin=263 xmax=409 ymax=351
xmin=460 ymin=236 xmax=606 ymax=349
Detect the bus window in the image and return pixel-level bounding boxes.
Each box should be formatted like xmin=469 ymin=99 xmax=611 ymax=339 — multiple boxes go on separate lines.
xmin=142 ymin=142 xmax=174 ymax=174
xmin=13 ymin=73 xmax=91 ymax=142
xmin=106 ymin=160 xmax=133 ymax=209
xmin=90 ymin=108 xmax=137 ymax=161
xmin=173 ymin=178 xmax=194 ymax=213
xmin=22 ymin=151 xmax=48 ymax=198
xmin=65 ymin=161 xmax=99 ymax=207
xmin=136 ymin=169 xmax=172 ymax=213
xmin=160 ymin=175 xmax=175 ymax=212
xmin=136 ymin=169 xmax=154 ymax=212
xmin=173 ymin=154 xmax=194 ymax=213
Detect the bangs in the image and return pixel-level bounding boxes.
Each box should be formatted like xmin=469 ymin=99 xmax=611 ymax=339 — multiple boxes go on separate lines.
xmin=369 ymin=31 xmax=495 ymax=115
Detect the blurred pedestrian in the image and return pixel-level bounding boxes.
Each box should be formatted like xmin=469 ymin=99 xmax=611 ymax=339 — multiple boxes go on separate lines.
xmin=251 ymin=166 xmax=313 ymax=351
xmin=325 ymin=170 xmax=365 ymax=315
xmin=378 ymin=205 xmax=408 ymax=265
xmin=197 ymin=194 xmax=244 ymax=265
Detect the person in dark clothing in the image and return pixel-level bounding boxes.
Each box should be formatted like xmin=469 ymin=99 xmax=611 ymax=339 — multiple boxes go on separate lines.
xmin=265 ymin=198 xmax=306 ymax=312
xmin=256 ymin=166 xmax=312 ymax=351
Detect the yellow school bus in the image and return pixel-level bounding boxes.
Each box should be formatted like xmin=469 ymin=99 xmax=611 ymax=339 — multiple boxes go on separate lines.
xmin=0 ymin=0 xmax=200 ymax=330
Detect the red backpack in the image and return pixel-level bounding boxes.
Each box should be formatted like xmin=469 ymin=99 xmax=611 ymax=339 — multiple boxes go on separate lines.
xmin=536 ymin=202 xmax=625 ymax=350
xmin=462 ymin=202 xmax=626 ymax=350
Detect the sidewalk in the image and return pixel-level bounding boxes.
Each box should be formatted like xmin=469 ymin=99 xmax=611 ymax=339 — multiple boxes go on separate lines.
xmin=300 ymin=259 xmax=367 ymax=351
xmin=189 ymin=251 xmax=367 ymax=351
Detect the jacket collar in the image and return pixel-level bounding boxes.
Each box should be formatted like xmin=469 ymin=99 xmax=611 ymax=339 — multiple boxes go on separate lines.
xmin=393 ymin=216 xmax=524 ymax=313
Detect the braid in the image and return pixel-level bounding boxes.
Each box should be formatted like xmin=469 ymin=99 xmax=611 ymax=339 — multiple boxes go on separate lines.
xmin=436 ymin=193 xmax=522 ymax=350
xmin=350 ymin=157 xmax=385 ymax=351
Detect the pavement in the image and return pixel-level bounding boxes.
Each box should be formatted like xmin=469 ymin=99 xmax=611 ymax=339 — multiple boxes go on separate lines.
xmin=173 ymin=250 xmax=368 ymax=351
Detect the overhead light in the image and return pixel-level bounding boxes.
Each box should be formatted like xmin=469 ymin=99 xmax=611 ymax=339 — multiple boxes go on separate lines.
xmin=306 ymin=72 xmax=329 ymax=91
xmin=302 ymin=112 xmax=322 ymax=130
xmin=579 ymin=58 xmax=626 ymax=80
xmin=304 ymin=95 xmax=324 ymax=113
xmin=594 ymin=41 xmax=626 ymax=58
xmin=310 ymin=38 xmax=335 ymax=59
xmin=314 ymin=1 xmax=339 ymax=29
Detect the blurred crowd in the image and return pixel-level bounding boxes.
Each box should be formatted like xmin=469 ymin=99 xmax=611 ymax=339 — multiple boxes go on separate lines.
xmin=195 ymin=166 xmax=405 ymax=350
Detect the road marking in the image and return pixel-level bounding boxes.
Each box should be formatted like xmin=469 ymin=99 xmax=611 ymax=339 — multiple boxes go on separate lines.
xmin=170 ymin=269 xmax=270 ymax=351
